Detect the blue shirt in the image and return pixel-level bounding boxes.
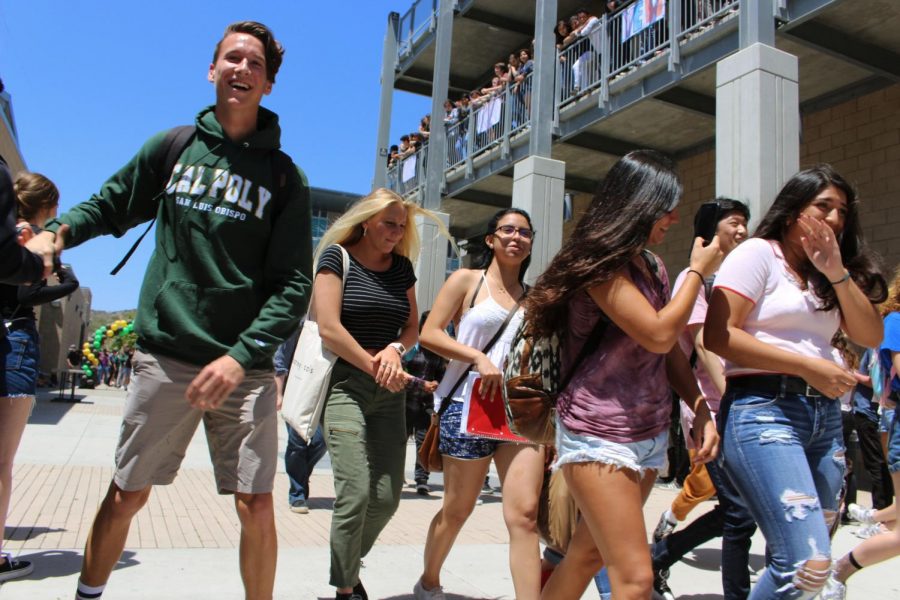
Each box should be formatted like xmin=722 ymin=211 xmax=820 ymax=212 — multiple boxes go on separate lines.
xmin=880 ymin=312 xmax=900 ymax=392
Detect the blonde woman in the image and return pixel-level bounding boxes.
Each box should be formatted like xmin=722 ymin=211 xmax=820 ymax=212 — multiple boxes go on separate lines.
xmin=314 ymin=188 xmax=450 ymax=600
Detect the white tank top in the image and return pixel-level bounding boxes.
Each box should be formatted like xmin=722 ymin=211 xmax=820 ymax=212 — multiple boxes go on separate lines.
xmin=433 ymin=272 xmax=524 ymax=411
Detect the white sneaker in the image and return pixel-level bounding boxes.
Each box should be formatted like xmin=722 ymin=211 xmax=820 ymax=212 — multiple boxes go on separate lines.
xmin=847 ymin=503 xmax=876 ymax=525
xmin=652 ymin=510 xmax=678 ymax=543
xmin=820 ymin=572 xmax=846 ymax=600
xmin=853 ymin=523 xmax=887 ymax=539
xmin=413 ymin=578 xmax=445 ymax=599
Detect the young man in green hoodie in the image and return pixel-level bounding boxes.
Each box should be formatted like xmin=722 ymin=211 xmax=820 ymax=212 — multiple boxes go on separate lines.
xmin=31 ymin=21 xmax=311 ymax=600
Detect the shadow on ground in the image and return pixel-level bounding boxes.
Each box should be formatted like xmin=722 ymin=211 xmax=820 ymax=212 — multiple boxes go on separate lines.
xmin=683 ymin=547 xmax=766 ymax=572
xmin=4 ymin=525 xmax=66 ymax=541
xmin=11 ymin=549 xmax=138 ymax=581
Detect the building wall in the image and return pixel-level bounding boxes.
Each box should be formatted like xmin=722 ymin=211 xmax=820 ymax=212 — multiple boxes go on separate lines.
xmin=36 ymin=284 xmax=91 ymax=380
xmin=654 ymin=83 xmax=900 ymax=282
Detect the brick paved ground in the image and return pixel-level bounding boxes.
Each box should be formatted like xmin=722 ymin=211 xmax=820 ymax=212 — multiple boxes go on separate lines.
xmin=2 ymin=387 xmax=897 ymax=599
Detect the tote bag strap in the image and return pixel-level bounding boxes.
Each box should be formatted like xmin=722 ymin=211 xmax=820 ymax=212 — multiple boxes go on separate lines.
xmin=306 ymin=246 xmax=350 ymax=323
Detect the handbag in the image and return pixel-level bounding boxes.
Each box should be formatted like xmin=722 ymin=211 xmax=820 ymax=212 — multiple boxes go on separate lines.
xmin=417 ymin=275 xmax=521 ymax=472
xmin=281 ymin=246 xmax=350 ymax=443
xmin=504 ymin=251 xmax=659 ymax=444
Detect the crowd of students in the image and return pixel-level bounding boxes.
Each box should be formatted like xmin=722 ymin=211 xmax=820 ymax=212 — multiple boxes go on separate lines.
xmin=3 ymin=15 xmax=900 ymax=600
xmin=295 ymin=150 xmax=900 ymax=600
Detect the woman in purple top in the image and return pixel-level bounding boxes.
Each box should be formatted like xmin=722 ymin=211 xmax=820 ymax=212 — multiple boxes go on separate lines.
xmin=525 ymin=150 xmax=723 ymax=600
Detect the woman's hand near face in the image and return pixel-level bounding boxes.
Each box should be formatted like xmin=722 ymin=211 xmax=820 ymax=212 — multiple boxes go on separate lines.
xmin=798 ymin=214 xmax=844 ymax=281
xmin=688 ymin=235 xmax=724 ymax=278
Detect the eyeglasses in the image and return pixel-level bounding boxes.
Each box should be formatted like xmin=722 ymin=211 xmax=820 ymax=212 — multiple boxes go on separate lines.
xmin=493 ymin=225 xmax=534 ymax=240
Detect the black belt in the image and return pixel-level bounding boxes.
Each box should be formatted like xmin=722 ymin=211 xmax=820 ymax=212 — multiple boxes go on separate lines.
xmin=727 ymin=374 xmax=827 ymax=398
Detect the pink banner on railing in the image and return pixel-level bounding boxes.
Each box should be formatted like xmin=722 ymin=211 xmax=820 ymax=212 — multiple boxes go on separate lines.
xmin=621 ymin=0 xmax=667 ymax=42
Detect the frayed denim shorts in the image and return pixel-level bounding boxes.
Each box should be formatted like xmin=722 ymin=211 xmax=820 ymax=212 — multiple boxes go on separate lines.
xmin=554 ymin=418 xmax=668 ymax=475
xmin=880 ymin=407 xmax=896 ymax=433
xmin=887 ymin=408 xmax=900 ymax=474
xmin=3 ymin=324 xmax=39 ymax=397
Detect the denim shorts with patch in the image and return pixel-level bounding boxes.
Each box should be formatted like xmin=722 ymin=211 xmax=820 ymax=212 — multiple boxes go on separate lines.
xmin=888 ymin=408 xmax=900 ymax=474
xmin=554 ymin=418 xmax=668 ymax=475
xmin=438 ymin=400 xmax=504 ymax=460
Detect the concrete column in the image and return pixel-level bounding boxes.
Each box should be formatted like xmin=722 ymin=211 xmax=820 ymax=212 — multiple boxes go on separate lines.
xmin=414 ymin=211 xmax=450 ymax=312
xmin=716 ymin=43 xmax=799 ymax=232
xmin=530 ymin=0 xmax=558 ymax=157
xmin=423 ymin=0 xmax=455 ymax=211
xmin=373 ymin=13 xmax=400 ymax=190
xmin=512 ymin=156 xmax=566 ymax=284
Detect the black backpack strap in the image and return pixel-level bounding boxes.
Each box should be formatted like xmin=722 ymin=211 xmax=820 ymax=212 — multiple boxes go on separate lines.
xmin=110 ymin=126 xmax=195 ymax=275
xmin=269 ymin=149 xmax=294 ymax=217
xmin=156 ymin=126 xmax=196 ymax=185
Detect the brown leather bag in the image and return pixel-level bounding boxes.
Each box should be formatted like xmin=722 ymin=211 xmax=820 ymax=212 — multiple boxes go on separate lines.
xmin=416 ymin=278 xmax=521 ymax=472
xmin=417 ymin=414 xmax=443 ymax=472
xmin=503 ymin=319 xmax=611 ymax=445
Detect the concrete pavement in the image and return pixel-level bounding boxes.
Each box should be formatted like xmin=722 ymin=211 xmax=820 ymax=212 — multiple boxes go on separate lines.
xmin=2 ymin=386 xmax=897 ymax=599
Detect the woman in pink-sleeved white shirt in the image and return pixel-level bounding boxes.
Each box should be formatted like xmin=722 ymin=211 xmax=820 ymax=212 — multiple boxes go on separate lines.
xmin=705 ymin=165 xmax=886 ymax=600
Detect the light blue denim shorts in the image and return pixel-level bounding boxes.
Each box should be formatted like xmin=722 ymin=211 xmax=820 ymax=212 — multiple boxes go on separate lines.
xmin=880 ymin=407 xmax=896 ymax=434
xmin=554 ymin=419 xmax=668 ymax=475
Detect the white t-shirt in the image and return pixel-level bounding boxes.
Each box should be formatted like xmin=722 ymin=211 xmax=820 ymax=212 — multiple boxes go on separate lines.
xmin=713 ymin=238 xmax=842 ymax=377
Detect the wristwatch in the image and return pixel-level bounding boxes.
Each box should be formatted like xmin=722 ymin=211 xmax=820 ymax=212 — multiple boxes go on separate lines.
xmin=388 ymin=342 xmax=406 ymax=355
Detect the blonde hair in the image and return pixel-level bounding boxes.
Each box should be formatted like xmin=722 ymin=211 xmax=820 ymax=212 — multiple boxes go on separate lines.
xmin=313 ymin=188 xmax=454 ymax=266
xmin=880 ymin=265 xmax=900 ymax=317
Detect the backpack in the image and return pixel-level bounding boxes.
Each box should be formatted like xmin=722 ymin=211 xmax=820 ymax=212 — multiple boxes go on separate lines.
xmin=503 ymin=251 xmax=660 ymax=444
xmin=110 ymin=125 xmax=294 ymax=275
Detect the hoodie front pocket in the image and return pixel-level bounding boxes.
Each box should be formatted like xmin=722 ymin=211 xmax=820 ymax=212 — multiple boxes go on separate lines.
xmin=153 ymin=281 xmax=258 ymax=354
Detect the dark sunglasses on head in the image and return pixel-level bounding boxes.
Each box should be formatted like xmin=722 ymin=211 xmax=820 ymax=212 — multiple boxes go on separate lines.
xmin=494 ymin=225 xmax=534 ymax=240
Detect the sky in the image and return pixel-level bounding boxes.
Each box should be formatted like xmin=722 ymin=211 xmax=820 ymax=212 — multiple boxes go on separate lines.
xmin=0 ymin=0 xmax=431 ymax=310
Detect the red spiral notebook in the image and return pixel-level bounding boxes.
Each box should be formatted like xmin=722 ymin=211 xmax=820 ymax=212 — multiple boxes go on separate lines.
xmin=461 ymin=373 xmax=528 ymax=442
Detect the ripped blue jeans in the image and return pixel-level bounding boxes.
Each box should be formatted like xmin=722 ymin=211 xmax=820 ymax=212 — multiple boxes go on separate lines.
xmin=720 ymin=389 xmax=844 ymax=600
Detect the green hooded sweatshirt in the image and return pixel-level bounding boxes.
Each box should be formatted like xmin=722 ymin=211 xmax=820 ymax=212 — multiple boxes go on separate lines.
xmin=45 ymin=106 xmax=312 ymax=369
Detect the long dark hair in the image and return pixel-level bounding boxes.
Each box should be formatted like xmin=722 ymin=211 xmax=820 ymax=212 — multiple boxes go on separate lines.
xmin=525 ymin=150 xmax=681 ymax=337
xmin=754 ymin=164 xmax=886 ymax=311
xmin=469 ymin=208 xmax=534 ymax=284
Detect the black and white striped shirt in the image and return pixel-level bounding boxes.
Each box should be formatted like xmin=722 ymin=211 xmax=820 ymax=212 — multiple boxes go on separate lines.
xmin=317 ymin=244 xmax=416 ymax=349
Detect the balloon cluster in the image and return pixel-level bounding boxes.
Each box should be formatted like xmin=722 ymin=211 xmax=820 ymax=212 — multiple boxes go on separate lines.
xmin=80 ymin=320 xmax=134 ymax=378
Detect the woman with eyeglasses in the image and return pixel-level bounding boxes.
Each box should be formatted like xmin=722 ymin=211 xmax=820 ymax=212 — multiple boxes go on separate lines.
xmin=413 ymin=208 xmax=545 ymax=600
xmin=704 ymin=165 xmax=886 ymax=599
xmin=528 ymin=150 xmax=723 ymax=600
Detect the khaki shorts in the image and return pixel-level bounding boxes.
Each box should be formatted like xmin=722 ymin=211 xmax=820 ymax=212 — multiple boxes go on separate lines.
xmin=113 ymin=350 xmax=277 ymax=494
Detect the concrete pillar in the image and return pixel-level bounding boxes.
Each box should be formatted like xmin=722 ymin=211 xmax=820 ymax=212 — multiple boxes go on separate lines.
xmin=530 ymin=0 xmax=557 ymax=158
xmin=414 ymin=211 xmax=450 ymax=312
xmin=512 ymin=156 xmax=566 ymax=284
xmin=716 ymin=43 xmax=799 ymax=232
xmin=373 ymin=13 xmax=400 ymax=190
xmin=422 ymin=0 xmax=454 ymax=211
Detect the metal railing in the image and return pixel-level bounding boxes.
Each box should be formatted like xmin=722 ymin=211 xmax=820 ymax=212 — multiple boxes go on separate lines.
xmin=385 ymin=0 xmax=741 ymax=200
xmin=445 ymin=71 xmax=534 ymax=174
xmin=0 ymin=91 xmax=18 ymax=144
xmin=556 ymin=0 xmax=738 ymax=106
xmin=678 ymin=0 xmax=741 ymax=41
xmin=386 ymin=143 xmax=428 ymax=197
xmin=397 ymin=0 xmax=438 ymax=58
